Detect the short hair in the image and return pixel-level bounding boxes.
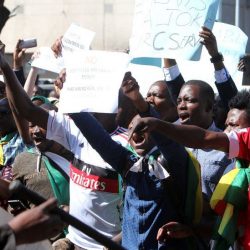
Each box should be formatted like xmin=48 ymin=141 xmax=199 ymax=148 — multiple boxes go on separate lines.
xmin=229 ymin=89 xmax=250 ymax=121
xmin=185 ymin=80 xmax=215 ymax=110
xmin=150 ymin=80 xmax=176 ymax=107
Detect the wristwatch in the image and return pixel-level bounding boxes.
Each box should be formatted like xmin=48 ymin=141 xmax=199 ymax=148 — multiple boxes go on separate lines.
xmin=210 ymin=52 xmax=224 ymax=63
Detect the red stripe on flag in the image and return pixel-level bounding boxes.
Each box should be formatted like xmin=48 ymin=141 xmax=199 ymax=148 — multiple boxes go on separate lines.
xmin=214 ymin=200 xmax=227 ymax=215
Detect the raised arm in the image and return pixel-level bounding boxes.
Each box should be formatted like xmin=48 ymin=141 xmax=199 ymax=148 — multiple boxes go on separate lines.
xmin=122 ymin=75 xmax=188 ymax=166
xmin=163 ymin=58 xmax=185 ymax=104
xmin=129 ymin=116 xmax=229 ymax=153
xmin=8 ymin=98 xmax=32 ymax=145
xmin=70 ymin=112 xmax=131 ymax=176
xmin=13 ymin=39 xmax=26 ymax=86
xmin=0 ymin=51 xmax=48 ymax=130
xmin=10 ymin=46 xmax=40 ymax=144
xmin=0 ymin=0 xmax=10 ymax=34
xmin=121 ymin=72 xmax=148 ymax=113
xmin=199 ymin=26 xmax=238 ymax=107
xmin=23 ymin=67 xmax=39 ymax=97
xmin=51 ymin=36 xmax=63 ymax=58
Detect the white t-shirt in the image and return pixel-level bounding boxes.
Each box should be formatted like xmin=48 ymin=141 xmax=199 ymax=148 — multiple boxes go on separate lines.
xmin=46 ymin=111 xmax=128 ymax=249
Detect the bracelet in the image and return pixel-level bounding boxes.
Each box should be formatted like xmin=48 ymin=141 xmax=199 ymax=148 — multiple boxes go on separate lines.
xmin=210 ymin=53 xmax=224 ymax=63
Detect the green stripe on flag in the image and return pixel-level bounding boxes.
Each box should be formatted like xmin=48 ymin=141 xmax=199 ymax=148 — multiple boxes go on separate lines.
xmin=211 ymin=159 xmax=250 ymax=249
xmin=185 ymin=150 xmax=202 ymax=224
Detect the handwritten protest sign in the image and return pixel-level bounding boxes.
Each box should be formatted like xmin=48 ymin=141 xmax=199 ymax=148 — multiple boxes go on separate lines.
xmin=31 ymin=23 xmax=95 ymax=74
xmin=177 ymin=22 xmax=248 ymax=91
xmin=214 ymin=22 xmax=248 ymax=88
xmin=130 ymin=0 xmax=219 ymax=60
xmin=31 ymin=47 xmax=65 ymax=73
xmin=62 ymin=23 xmax=95 ymax=55
xmin=59 ymin=51 xmax=130 ymax=113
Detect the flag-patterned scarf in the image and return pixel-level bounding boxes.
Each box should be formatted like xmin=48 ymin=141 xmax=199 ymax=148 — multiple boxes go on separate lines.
xmin=185 ymin=149 xmax=203 ymax=225
xmin=0 ymin=132 xmax=16 ymax=167
xmin=210 ymin=159 xmax=250 ymax=249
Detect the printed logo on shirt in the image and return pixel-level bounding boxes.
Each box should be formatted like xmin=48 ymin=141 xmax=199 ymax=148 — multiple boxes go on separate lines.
xmin=70 ymin=158 xmax=119 ymax=193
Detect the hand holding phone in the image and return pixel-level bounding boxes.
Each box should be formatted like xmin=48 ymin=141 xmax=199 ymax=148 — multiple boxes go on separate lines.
xmin=18 ymin=39 xmax=37 ymax=49
xmin=0 ymin=40 xmax=5 ymax=54
xmin=8 ymin=199 xmax=28 ymax=215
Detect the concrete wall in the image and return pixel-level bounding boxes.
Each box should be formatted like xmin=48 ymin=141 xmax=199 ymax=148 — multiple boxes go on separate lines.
xmin=1 ymin=0 xmax=250 ymax=53
xmin=1 ymin=0 xmax=134 ymax=52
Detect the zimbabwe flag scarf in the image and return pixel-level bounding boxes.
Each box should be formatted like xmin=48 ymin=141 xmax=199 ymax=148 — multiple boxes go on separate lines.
xmin=210 ymin=159 xmax=250 ymax=249
xmin=0 ymin=132 xmax=16 ymax=166
xmin=185 ymin=149 xmax=203 ymax=225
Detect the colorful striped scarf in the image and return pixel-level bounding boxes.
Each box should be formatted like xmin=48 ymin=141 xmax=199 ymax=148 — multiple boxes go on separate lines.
xmin=0 ymin=132 xmax=16 ymax=166
xmin=185 ymin=149 xmax=203 ymax=225
xmin=210 ymin=159 xmax=250 ymax=249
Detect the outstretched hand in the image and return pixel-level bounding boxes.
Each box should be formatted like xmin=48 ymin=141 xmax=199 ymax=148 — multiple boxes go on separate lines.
xmin=157 ymin=221 xmax=193 ymax=243
xmin=237 ymin=54 xmax=250 ymax=72
xmin=54 ymin=68 xmax=66 ymax=91
xmin=199 ymin=26 xmax=218 ymax=57
xmin=128 ymin=116 xmax=158 ymax=141
xmin=8 ymin=197 xmax=64 ymax=245
xmin=121 ymin=71 xmax=140 ymax=101
xmin=0 ymin=43 xmax=8 ymax=69
xmin=13 ymin=39 xmax=26 ymax=70
xmin=51 ymin=36 xmax=63 ymax=58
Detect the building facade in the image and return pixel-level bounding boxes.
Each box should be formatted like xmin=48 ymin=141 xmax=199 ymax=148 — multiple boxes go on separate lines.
xmin=1 ymin=0 xmax=249 ymax=53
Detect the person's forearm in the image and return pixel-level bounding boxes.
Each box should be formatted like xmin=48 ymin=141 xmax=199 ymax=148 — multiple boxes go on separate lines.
xmin=70 ymin=112 xmax=130 ymax=176
xmin=212 ymin=60 xmax=225 ymax=71
xmin=0 ymin=6 xmax=10 ymax=33
xmin=163 ymin=58 xmax=177 ymax=68
xmin=156 ymin=121 xmax=208 ymax=148
xmin=14 ymin=68 xmax=25 ymax=87
xmin=8 ymin=99 xmax=32 ymax=145
xmin=154 ymin=120 xmax=229 ymax=152
xmin=139 ymin=106 xmax=188 ymax=165
xmin=2 ymin=60 xmax=48 ymax=129
xmin=24 ymin=67 xmax=39 ymax=97
xmin=2 ymin=62 xmax=33 ymax=115
xmin=128 ymin=91 xmax=148 ymax=113
xmin=6 ymin=67 xmax=33 ymax=144
xmin=215 ymin=77 xmax=238 ymax=108
xmin=132 ymin=97 xmax=149 ymax=113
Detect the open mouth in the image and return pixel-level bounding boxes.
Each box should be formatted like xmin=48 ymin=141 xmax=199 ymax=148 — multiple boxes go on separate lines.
xmin=178 ymin=112 xmax=190 ymax=124
xmin=32 ymin=136 xmax=45 ymax=144
xmin=131 ymin=132 xmax=146 ymax=146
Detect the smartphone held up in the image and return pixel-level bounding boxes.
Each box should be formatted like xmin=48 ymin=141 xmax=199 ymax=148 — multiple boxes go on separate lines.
xmin=19 ymin=38 xmax=37 ymax=49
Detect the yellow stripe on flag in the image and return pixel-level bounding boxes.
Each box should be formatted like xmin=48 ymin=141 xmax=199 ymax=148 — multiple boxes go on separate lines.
xmin=210 ymin=169 xmax=240 ymax=209
xmin=187 ymin=150 xmax=203 ymax=224
xmin=218 ymin=203 xmax=234 ymax=235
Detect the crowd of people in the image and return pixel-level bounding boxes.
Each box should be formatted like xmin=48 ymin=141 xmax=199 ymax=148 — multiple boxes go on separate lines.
xmin=0 ymin=2 xmax=249 ymax=250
